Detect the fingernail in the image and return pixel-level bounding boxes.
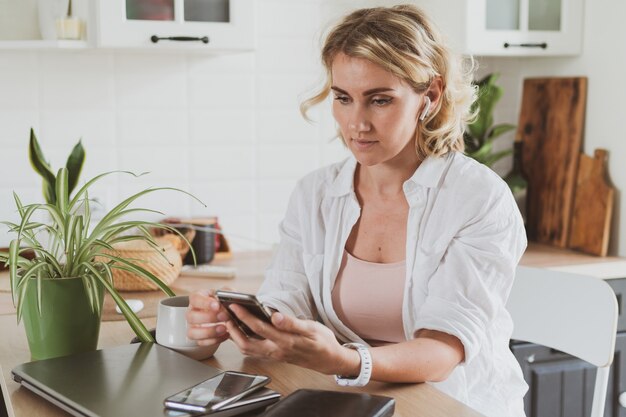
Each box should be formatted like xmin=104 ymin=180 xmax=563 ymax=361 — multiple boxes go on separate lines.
xmin=210 ymin=302 xmax=219 ymax=310
xmin=273 ymin=313 xmax=284 ymax=324
xmin=216 ymin=326 xmax=226 ymax=335
xmin=217 ymin=312 xmax=228 ymax=322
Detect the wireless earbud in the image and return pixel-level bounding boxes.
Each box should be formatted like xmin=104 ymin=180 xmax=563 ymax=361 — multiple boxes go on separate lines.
xmin=419 ymin=96 xmax=431 ymax=121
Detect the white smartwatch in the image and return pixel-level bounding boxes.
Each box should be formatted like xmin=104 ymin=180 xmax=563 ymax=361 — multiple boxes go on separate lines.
xmin=334 ymin=342 xmax=372 ymax=387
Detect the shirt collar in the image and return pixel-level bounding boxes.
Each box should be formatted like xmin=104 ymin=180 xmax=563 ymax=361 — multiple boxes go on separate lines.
xmin=407 ymin=152 xmax=453 ymax=189
xmin=328 ymin=157 xmax=357 ymax=197
xmin=327 ymin=152 xmax=453 ymax=197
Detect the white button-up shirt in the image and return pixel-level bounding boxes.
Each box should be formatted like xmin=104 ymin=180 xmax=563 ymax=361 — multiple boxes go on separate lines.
xmin=257 ymin=151 xmax=528 ymax=417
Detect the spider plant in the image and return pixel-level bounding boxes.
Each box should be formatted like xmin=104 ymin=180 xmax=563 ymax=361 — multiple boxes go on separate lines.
xmin=0 ymin=168 xmax=202 ymax=348
xmin=464 ymin=73 xmax=516 ymax=168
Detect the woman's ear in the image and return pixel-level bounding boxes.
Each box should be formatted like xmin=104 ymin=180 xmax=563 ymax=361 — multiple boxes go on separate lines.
xmin=425 ymin=76 xmax=444 ymax=112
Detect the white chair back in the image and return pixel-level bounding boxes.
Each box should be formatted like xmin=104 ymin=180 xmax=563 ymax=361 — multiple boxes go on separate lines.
xmin=508 ymin=266 xmax=618 ymax=417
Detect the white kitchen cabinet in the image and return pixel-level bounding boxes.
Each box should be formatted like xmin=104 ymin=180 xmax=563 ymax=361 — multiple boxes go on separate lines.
xmin=463 ymin=0 xmax=584 ymax=56
xmin=417 ymin=0 xmax=584 ymax=56
xmin=322 ymin=0 xmax=583 ymax=57
xmin=94 ymin=0 xmax=255 ymax=51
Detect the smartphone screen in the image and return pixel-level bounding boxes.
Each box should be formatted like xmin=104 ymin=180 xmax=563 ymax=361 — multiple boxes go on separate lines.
xmin=164 ymin=371 xmax=270 ymax=413
xmin=215 ymin=291 xmax=274 ymax=339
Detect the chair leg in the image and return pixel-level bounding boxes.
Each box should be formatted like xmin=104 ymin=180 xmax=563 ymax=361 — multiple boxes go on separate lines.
xmin=0 ymin=389 xmax=7 ymax=417
xmin=590 ymin=365 xmax=611 ymax=417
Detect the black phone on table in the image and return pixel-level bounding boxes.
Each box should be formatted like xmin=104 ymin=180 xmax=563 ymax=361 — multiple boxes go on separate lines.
xmin=215 ymin=290 xmax=274 ymax=339
xmin=163 ymin=371 xmax=271 ymax=413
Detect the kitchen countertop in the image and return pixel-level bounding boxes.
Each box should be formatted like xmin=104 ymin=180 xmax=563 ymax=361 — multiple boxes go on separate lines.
xmin=520 ymin=242 xmax=626 ymax=279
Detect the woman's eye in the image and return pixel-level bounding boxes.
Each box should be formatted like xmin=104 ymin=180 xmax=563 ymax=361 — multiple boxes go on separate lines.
xmin=334 ymin=96 xmax=350 ymax=104
xmin=372 ymin=98 xmax=392 ymax=106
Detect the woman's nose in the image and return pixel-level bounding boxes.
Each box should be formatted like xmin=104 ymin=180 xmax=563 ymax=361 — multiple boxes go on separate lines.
xmin=348 ymin=118 xmax=371 ymax=133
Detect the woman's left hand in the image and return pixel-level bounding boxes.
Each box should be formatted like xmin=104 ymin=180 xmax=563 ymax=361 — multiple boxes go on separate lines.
xmin=225 ymin=305 xmax=359 ymax=376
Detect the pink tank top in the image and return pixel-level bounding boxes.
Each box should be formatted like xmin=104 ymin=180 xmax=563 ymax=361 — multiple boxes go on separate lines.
xmin=331 ymin=250 xmax=406 ymax=345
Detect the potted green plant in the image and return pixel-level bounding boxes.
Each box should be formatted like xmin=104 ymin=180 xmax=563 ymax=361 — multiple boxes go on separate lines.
xmin=464 ymin=73 xmax=527 ymax=194
xmin=29 ymin=127 xmax=85 ymax=205
xmin=464 ymin=73 xmax=515 ymax=166
xmin=0 ymin=168 xmax=201 ymax=360
xmin=464 ymin=73 xmax=526 ymax=192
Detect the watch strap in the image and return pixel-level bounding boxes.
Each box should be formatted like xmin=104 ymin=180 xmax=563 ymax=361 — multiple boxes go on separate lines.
xmin=334 ymin=342 xmax=372 ymax=387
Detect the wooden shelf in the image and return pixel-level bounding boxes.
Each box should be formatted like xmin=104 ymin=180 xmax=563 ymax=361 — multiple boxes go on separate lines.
xmin=0 ymin=40 xmax=89 ymax=50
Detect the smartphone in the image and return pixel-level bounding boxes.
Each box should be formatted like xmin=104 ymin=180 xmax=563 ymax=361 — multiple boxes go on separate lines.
xmin=164 ymin=388 xmax=281 ymax=417
xmin=164 ymin=371 xmax=271 ymax=413
xmin=215 ymin=290 xmax=274 ymax=339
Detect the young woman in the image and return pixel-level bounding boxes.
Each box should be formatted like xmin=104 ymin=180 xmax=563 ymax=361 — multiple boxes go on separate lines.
xmin=186 ymin=5 xmax=527 ymax=417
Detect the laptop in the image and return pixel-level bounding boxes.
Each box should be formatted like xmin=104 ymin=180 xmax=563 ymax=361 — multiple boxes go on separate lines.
xmin=11 ymin=343 xmax=280 ymax=417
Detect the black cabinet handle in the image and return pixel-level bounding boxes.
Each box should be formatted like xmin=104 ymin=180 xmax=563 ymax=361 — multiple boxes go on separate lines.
xmin=151 ymin=35 xmax=210 ymax=44
xmin=504 ymin=42 xmax=547 ymax=49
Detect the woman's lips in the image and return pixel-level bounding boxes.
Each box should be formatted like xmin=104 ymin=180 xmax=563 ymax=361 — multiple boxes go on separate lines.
xmin=352 ymin=138 xmax=378 ymax=150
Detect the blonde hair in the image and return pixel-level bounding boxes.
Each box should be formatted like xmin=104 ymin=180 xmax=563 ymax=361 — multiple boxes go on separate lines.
xmin=301 ymin=4 xmax=477 ymax=159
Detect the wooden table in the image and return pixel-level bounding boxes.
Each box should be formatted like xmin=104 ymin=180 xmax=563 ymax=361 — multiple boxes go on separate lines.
xmin=0 ymin=252 xmax=484 ymax=417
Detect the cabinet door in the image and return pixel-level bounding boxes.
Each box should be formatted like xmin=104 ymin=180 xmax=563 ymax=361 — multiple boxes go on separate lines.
xmin=612 ymin=333 xmax=626 ymax=416
xmin=466 ymin=0 xmax=583 ymax=56
xmin=512 ymin=333 xmax=626 ymax=417
xmin=96 ymin=0 xmax=255 ymax=50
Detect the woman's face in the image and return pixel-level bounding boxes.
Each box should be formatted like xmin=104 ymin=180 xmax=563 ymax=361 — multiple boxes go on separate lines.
xmin=331 ymin=52 xmax=427 ymax=167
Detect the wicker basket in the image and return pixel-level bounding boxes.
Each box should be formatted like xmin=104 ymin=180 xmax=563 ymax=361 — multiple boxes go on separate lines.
xmin=101 ymin=237 xmax=182 ymax=292
xmin=150 ymin=226 xmax=196 ymax=261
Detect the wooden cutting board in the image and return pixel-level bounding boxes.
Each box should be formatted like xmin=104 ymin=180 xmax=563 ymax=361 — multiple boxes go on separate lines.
xmin=517 ymin=77 xmax=587 ymax=247
xmin=568 ymin=149 xmax=614 ymax=256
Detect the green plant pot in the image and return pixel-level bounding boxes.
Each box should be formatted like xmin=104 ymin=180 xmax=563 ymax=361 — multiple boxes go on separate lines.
xmin=22 ymin=277 xmax=104 ymax=360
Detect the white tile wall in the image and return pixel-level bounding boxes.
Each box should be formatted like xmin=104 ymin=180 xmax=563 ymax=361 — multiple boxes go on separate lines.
xmin=0 ymin=0 xmax=354 ymax=251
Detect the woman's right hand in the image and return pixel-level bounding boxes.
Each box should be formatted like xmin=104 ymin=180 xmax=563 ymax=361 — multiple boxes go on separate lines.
xmin=186 ymin=290 xmax=231 ymax=347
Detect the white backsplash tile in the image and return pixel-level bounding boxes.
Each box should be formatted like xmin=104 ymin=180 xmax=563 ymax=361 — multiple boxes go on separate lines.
xmin=257 ymin=180 xmax=296 ymax=214
xmin=118 ymin=109 xmax=188 ymax=146
xmin=257 ymin=107 xmax=317 ymax=144
xmin=115 ymin=55 xmax=187 ymax=109
xmin=118 ymin=182 xmax=193 ymax=220
xmin=256 ymin=38 xmax=320 ymax=75
xmin=0 ymin=52 xmax=38 ymax=72
xmin=40 ymin=51 xmax=113 ymax=74
xmin=114 ymin=53 xmax=185 ymax=74
xmin=42 ymin=73 xmax=114 ymax=109
xmin=257 ymin=144 xmax=319 ymax=179
xmin=257 ymin=74 xmax=319 ymax=108
xmin=257 ymin=0 xmax=321 ymax=38
xmin=256 ymin=213 xmax=284 ymax=248
xmin=189 ymin=108 xmax=255 ymax=145
xmin=41 ymin=53 xmax=114 ymax=110
xmin=0 ymin=65 xmax=39 ymax=108
xmin=116 ymin=78 xmax=186 ymax=109
xmin=118 ymin=146 xmax=190 ymax=182
xmin=321 ymin=138 xmax=350 ymax=165
xmin=40 ymin=109 xmax=115 ymax=148
xmin=0 ymin=110 xmax=40 ymax=147
xmin=0 ymin=149 xmax=40 ymax=186
xmin=187 ymin=53 xmax=255 ymax=75
xmin=188 ymin=74 xmax=255 ymax=107
xmin=190 ymin=180 xmax=257 ymax=216
xmin=190 ymin=146 xmax=256 ymax=180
